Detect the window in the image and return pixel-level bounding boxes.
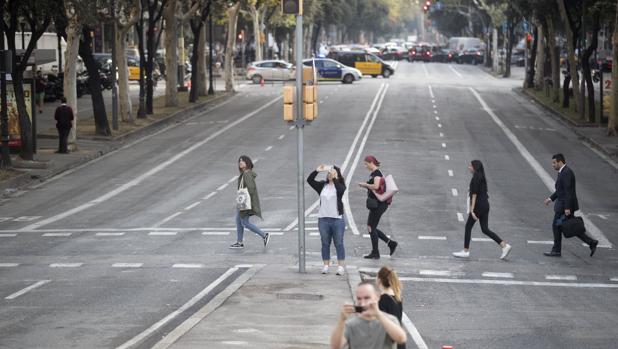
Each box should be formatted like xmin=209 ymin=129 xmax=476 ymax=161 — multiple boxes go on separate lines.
xmin=258 ymin=62 xmax=275 ymax=68
xmin=322 ymin=60 xmax=339 ymax=68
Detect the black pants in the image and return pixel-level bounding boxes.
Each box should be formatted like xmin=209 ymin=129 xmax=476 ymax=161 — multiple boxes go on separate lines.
xmin=551 ymin=212 xmax=595 ymax=253
xmin=57 ymin=127 xmax=70 ymax=153
xmin=367 ymin=203 xmax=391 ymax=254
xmin=464 ymin=209 xmax=503 ymax=249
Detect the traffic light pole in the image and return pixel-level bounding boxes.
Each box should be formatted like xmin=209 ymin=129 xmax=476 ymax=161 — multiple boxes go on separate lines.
xmin=295 ymin=13 xmax=306 ymax=273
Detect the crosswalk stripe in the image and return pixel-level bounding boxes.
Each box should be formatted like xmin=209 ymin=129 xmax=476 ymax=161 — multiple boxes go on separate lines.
xmin=527 ymin=240 xmax=554 ymax=245
xmin=172 ymin=263 xmax=204 ymax=269
xmin=418 ymin=236 xmax=447 ymax=240
xmin=42 ymin=233 xmax=72 ymax=237
xmin=201 ymin=232 xmax=230 ymax=236
xmin=149 ymin=232 xmax=178 ymax=236
xmin=420 ymin=270 xmax=452 ymax=277
xmin=96 ymin=232 xmax=125 ymax=236
xmin=112 ymin=263 xmax=143 ymax=268
xmin=50 ymin=263 xmax=83 ymax=268
xmin=545 ymin=275 xmax=577 ymax=281
xmin=482 ymin=272 xmax=514 ymax=278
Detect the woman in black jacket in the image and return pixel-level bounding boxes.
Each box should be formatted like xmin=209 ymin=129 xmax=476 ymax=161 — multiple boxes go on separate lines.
xmin=307 ymin=164 xmax=347 ymax=275
xmin=453 ymin=160 xmax=512 ymax=260
xmin=377 ymin=266 xmax=406 ymax=349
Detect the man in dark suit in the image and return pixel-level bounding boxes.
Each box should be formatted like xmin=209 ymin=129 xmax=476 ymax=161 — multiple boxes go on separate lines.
xmin=54 ymin=97 xmax=74 ymax=154
xmin=543 ymin=153 xmax=598 ymax=257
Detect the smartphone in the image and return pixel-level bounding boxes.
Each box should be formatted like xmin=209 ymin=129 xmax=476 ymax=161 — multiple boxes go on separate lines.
xmin=354 ymin=305 xmax=365 ymax=313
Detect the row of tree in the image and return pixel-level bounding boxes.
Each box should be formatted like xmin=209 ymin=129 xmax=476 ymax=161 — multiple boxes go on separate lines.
xmin=430 ymin=0 xmax=618 ymax=135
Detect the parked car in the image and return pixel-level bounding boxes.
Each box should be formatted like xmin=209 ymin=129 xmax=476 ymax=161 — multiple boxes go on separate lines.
xmin=246 ymin=60 xmax=294 ymax=84
xmin=327 ymin=50 xmax=394 ymax=78
xmin=302 ymin=58 xmax=362 ymax=84
xmin=408 ymin=45 xmax=432 ymax=62
xmin=457 ymin=48 xmax=484 ymax=65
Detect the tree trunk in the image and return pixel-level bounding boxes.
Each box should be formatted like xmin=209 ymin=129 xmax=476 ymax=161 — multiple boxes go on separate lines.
xmin=582 ymin=14 xmax=599 ymax=122
xmin=79 ymin=27 xmax=111 ymax=136
xmin=533 ymin=22 xmax=545 ymax=90
xmin=146 ymin=23 xmax=156 ymax=114
xmin=547 ymin=16 xmax=560 ymax=103
xmin=557 ymin=0 xmax=581 ymax=113
xmin=609 ymin=3 xmax=618 ymax=136
xmin=163 ymin=0 xmax=179 ymax=107
xmin=503 ymin=19 xmax=515 ymax=78
xmin=250 ymin=4 xmax=262 ymax=62
xmin=198 ymin=25 xmax=208 ymax=96
xmin=116 ymin=29 xmax=133 ymax=122
xmin=526 ymin=25 xmax=539 ymax=88
xmin=64 ymin=12 xmax=81 ymax=147
xmin=492 ymin=27 xmax=499 ymax=73
xmin=283 ymin=32 xmax=289 ymax=62
xmin=189 ymin=20 xmax=203 ymax=103
xmin=225 ymin=3 xmax=240 ymax=92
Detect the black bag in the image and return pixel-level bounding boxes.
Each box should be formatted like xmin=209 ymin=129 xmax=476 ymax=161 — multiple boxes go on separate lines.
xmin=366 ymin=197 xmax=379 ymax=209
xmin=562 ymin=216 xmax=586 ymax=238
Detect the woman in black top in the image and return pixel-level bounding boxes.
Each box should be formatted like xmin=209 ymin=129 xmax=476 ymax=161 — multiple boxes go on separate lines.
xmin=358 ymin=155 xmax=398 ymax=259
xmin=453 ymin=160 xmax=512 ymax=260
xmin=377 ymin=266 xmax=405 ymax=349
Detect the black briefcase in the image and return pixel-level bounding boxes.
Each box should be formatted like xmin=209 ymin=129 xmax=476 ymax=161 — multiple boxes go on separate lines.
xmin=562 ymin=216 xmax=586 ymax=238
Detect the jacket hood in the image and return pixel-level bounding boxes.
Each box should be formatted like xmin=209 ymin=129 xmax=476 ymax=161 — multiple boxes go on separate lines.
xmin=244 ymin=169 xmax=257 ymax=178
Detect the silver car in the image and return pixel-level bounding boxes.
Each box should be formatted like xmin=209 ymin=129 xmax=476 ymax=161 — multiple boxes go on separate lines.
xmin=246 ymin=60 xmax=294 ymax=84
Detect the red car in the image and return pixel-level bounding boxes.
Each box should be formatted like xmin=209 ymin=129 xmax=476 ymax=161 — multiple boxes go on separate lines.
xmin=408 ymin=46 xmax=432 ymax=62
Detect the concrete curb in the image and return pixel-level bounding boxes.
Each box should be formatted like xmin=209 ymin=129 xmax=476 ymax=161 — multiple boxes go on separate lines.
xmin=0 ymin=92 xmax=235 ymax=195
xmin=516 ymin=87 xmax=618 ymax=164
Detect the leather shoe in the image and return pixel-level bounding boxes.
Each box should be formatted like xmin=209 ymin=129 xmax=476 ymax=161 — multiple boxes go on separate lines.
xmin=543 ymin=251 xmax=561 ymax=257
xmin=363 ymin=253 xmax=380 ymax=260
xmin=590 ymin=240 xmax=599 ymax=257
xmin=388 ymin=241 xmax=398 ymax=256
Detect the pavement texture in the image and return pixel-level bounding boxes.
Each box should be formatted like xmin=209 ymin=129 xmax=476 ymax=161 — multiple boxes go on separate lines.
xmin=1 ymin=61 xmax=618 ymax=349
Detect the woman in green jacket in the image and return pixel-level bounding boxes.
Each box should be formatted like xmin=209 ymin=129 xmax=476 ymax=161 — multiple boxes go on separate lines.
xmin=230 ymin=155 xmax=270 ymax=249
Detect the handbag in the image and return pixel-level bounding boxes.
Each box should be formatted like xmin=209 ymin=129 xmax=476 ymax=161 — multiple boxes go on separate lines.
xmin=372 ymin=174 xmax=399 ymax=203
xmin=562 ymin=215 xmax=585 ymax=238
xmin=236 ymin=175 xmax=252 ymax=211
xmin=366 ymin=197 xmax=379 ymax=209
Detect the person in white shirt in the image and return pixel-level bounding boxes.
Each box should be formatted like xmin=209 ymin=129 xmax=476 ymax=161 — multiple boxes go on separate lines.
xmin=307 ymin=164 xmax=347 ymax=275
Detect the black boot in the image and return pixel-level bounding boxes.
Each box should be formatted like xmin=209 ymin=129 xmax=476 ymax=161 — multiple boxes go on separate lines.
xmin=363 ymin=252 xmax=380 ymax=259
xmin=388 ymin=240 xmax=398 ymax=256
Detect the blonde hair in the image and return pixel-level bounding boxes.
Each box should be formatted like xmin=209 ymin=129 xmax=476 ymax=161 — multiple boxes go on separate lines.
xmin=377 ymin=266 xmax=402 ymax=302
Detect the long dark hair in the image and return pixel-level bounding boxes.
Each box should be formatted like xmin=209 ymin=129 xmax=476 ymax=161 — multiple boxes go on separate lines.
xmin=238 ymin=155 xmax=253 ymax=173
xmin=331 ymin=166 xmax=346 ymax=187
xmin=471 ymin=159 xmax=486 ymax=184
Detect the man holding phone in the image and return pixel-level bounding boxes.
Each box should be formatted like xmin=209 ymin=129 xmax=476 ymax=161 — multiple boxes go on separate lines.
xmin=330 ymin=281 xmax=406 ymax=349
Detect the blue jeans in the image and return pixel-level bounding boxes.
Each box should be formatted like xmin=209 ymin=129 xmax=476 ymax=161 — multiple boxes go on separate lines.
xmin=236 ymin=211 xmax=266 ymax=242
xmin=318 ymin=217 xmax=346 ymax=261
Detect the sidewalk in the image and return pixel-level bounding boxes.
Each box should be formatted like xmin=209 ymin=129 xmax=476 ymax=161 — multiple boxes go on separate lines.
xmin=160 ymin=263 xmax=356 ymax=349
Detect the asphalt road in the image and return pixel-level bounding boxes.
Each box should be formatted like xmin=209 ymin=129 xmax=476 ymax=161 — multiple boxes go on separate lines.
xmin=1 ymin=60 xmax=618 ymax=348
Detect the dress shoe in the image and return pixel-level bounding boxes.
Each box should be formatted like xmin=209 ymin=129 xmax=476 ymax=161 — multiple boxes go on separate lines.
xmin=363 ymin=253 xmax=380 ymax=260
xmin=388 ymin=240 xmax=398 ymax=256
xmin=543 ymin=251 xmax=561 ymax=257
xmin=590 ymin=240 xmax=599 ymax=257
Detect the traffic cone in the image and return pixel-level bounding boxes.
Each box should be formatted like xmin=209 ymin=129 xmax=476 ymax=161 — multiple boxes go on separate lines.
xmin=260 ymin=78 xmax=264 ymax=87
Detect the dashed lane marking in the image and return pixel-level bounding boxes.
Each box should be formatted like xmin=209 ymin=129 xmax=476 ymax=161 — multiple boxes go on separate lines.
xmin=227 ymin=176 xmax=238 ymax=183
xmin=5 ymin=280 xmax=51 ymax=300
xmin=0 ymin=263 xmax=19 ymax=267
xmin=448 ymin=170 xmax=454 ymax=177
xmin=267 ymin=232 xmax=284 ymax=236
xmin=216 ymin=183 xmax=229 ymax=191
xmin=439 ymin=132 xmax=444 ymax=137
xmin=448 ymin=65 xmax=463 ymax=78
xmin=527 ymin=240 xmax=554 ymax=245
xmin=309 ymin=232 xmax=320 ymax=236
xmin=203 ymin=192 xmax=217 ymax=200
xmin=472 ymin=237 xmax=493 ymax=242
xmin=278 ymin=134 xmax=285 ymax=140
xmin=457 ymin=213 xmax=464 ymax=222
xmin=545 ymin=275 xmax=577 ymax=281
xmin=148 ymin=232 xmax=178 ymax=236
xmin=436 ymin=116 xmax=440 ymax=121
xmin=172 ymin=263 xmax=204 ymax=269
xmin=265 ymin=146 xmax=273 ymax=152
xmin=420 ymin=270 xmax=452 ymax=277
xmin=418 ymin=236 xmax=447 ymax=240
xmin=611 ymin=278 xmax=618 ymax=282
xmin=42 ymin=233 xmax=72 ymax=237
xmin=482 ymin=272 xmax=514 ymax=278
xmin=451 ymin=188 xmax=458 ymax=196
xmin=289 ymin=125 xmax=295 ymax=130
xmin=432 ymin=105 xmax=437 ymax=109
xmin=96 ymin=232 xmax=126 ymax=236
xmin=428 ymin=85 xmax=435 ymax=99
xmin=444 ymin=155 xmax=450 ymax=160
xmin=442 ymin=143 xmax=447 ymax=148
xmin=582 ymin=243 xmax=612 ymax=248
xmin=201 ymin=232 xmax=230 ymax=236
xmin=112 ymin=263 xmax=143 ymax=268
xmin=152 ymin=213 xmax=183 ymax=228
xmin=0 ymin=234 xmax=17 ymax=237
xmin=50 ymin=263 xmax=83 ymax=268
xmin=184 ymin=202 xmax=202 ymax=210
xmin=438 ymin=123 xmax=442 ymax=128
xmin=434 ymin=110 xmax=438 ymax=115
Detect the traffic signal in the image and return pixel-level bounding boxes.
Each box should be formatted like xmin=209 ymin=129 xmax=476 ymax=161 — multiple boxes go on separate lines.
xmin=281 ymin=0 xmax=302 ymax=15
xmin=423 ymin=1 xmax=431 ymax=13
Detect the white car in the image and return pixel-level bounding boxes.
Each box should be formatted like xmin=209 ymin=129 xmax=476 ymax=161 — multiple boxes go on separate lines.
xmin=302 ymin=58 xmax=362 ymax=84
xmin=247 ymin=60 xmax=294 ymax=84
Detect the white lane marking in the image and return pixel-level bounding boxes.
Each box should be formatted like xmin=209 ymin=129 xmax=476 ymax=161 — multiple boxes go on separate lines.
xmin=112 ymin=263 xmax=143 ymax=268
xmin=402 ymin=312 xmax=429 ymax=349
xmin=581 ymin=243 xmax=611 ymax=248
xmin=152 ymin=212 xmax=183 ymax=228
xmin=96 ymin=232 xmax=126 ymax=236
xmin=435 ymin=116 xmax=440 ymax=121
xmin=203 ymin=192 xmax=217 ymax=200
xmin=278 ymin=134 xmax=285 ymax=140
xmin=442 ymin=143 xmax=447 ymax=148
xmin=432 ymin=105 xmax=437 ymax=109
xmin=23 ymin=97 xmax=283 ymax=231
xmin=0 ymin=234 xmax=17 ymax=237
xmin=434 ymin=110 xmax=438 ymax=115
xmin=309 ymin=213 xmax=319 ymax=218
xmin=610 ymin=278 xmax=618 ymax=282
xmin=216 ymin=183 xmax=229 ymax=191
xmin=428 ymin=85 xmax=435 ymax=99
xmin=432 ymin=99 xmax=436 ymax=104
xmin=201 ymin=232 xmax=230 ymax=236
xmin=172 ymin=263 xmax=205 ymax=269
xmin=472 ymin=238 xmax=493 ymax=242
xmin=482 ymin=272 xmax=514 ymax=278
xmin=457 ymin=213 xmax=464 ymax=222
xmin=400 ymin=277 xmax=618 ymax=288
xmin=0 ymin=217 xmax=13 ymax=223
xmin=50 ymin=263 xmax=83 ymax=268
xmin=42 ymin=233 xmax=72 ymax=237
xmin=305 ymin=220 xmax=318 ymax=224
xmin=448 ymin=65 xmax=463 ymax=78
xmin=422 ymin=64 xmax=430 ymax=78
xmin=5 ymin=280 xmax=51 ymax=300
xmin=418 ymin=236 xmax=447 ymax=240
xmin=184 ymin=202 xmax=202 ymax=210
xmin=309 ymin=232 xmax=320 ymax=236
xmin=470 ymin=88 xmax=611 ymax=247
xmin=117 ymin=267 xmax=239 ymax=349
xmin=420 ymin=270 xmax=452 ymax=277
xmin=13 ymin=216 xmax=42 ymax=222
xmin=448 ymin=170 xmax=454 ymax=177
xmin=0 ymin=263 xmax=19 ymax=267
xmin=293 ymin=227 xmax=319 ymax=231
xmin=545 ymin=275 xmax=577 ymax=281
xmin=289 ymin=125 xmax=295 ymax=130
xmin=267 ymin=232 xmax=284 ymax=236
xmin=362 ymin=234 xmax=391 ymax=239
xmin=227 ymin=176 xmax=238 ymax=184
xmin=438 ymin=124 xmax=442 ymax=128
xmin=265 ymin=146 xmax=273 ymax=152
xmin=149 ymin=232 xmax=178 ymax=236
xmin=451 ymin=188 xmax=458 ymax=196
xmin=444 ymin=155 xmax=450 ymax=160
xmin=527 ymin=240 xmax=554 ymax=245
xmin=439 ymin=132 xmax=444 ymax=137
xmin=285 ymin=84 xmax=387 ymax=233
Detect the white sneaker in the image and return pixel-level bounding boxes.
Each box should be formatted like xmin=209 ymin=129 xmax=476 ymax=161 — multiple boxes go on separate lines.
xmin=500 ymin=244 xmax=512 ymax=260
xmin=453 ymin=250 xmax=470 ymax=258
xmin=321 ymin=265 xmax=329 ymax=274
xmin=336 ymin=266 xmax=345 ymax=276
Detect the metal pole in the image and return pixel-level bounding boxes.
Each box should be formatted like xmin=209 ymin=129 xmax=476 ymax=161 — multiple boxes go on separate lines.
xmin=0 ymin=27 xmax=11 ymax=168
xmin=21 ymin=24 xmax=25 ymax=50
xmin=57 ymin=33 xmax=63 ymax=74
xmin=295 ymin=13 xmax=305 ymax=273
xmin=111 ymin=0 xmax=118 ymax=130
xmin=208 ymin=1 xmax=214 ymax=95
